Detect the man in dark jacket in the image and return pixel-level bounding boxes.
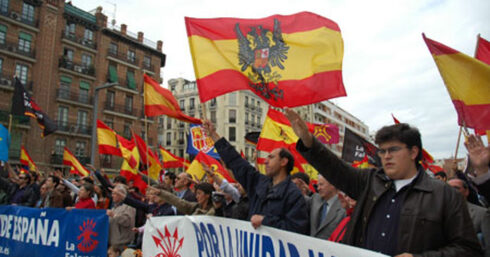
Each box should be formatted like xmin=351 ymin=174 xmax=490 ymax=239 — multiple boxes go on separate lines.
xmin=0 ymin=172 xmax=38 ymax=207
xmin=203 ymin=120 xmax=309 ymax=235
xmin=285 ymin=108 xmax=482 ymax=257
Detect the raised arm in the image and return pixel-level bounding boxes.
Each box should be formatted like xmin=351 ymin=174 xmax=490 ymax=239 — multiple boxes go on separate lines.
xmin=157 ymin=187 xmax=197 ymax=215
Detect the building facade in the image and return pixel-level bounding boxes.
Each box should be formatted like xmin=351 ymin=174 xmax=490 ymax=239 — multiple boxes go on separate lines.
xmin=0 ymin=0 xmax=165 ymax=172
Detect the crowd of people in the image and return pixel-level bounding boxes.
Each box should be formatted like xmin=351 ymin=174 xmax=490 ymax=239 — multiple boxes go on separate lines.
xmin=0 ymin=109 xmax=489 ymax=257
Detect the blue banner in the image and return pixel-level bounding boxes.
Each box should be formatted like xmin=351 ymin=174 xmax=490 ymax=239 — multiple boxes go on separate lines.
xmin=0 ymin=206 xmax=108 ymax=257
xmin=186 ymin=124 xmax=221 ymax=159
xmin=0 ymin=125 xmax=10 ymax=161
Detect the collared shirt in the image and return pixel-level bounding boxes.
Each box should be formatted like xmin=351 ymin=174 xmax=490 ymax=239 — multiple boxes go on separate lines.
xmin=176 ymin=189 xmax=186 ymax=199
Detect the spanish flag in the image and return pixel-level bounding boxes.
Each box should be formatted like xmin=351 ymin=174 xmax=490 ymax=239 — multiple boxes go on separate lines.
xmin=116 ymin=135 xmax=140 ymax=172
xmin=186 ymin=151 xmax=235 ymax=182
xmin=20 ymin=146 xmax=36 ymax=172
xmin=63 ymin=148 xmax=89 ymax=177
xmin=133 ymin=132 xmax=162 ymax=180
xmin=143 ymin=74 xmax=202 ymax=124
xmin=120 ymin=160 xmax=147 ymax=195
xmin=185 ymin=12 xmax=346 ymax=108
xmin=423 ymin=34 xmax=490 ymax=131
xmin=96 ymin=120 xmax=121 ymax=156
xmin=159 ymin=146 xmax=190 ymax=168
xmin=476 ymin=35 xmax=490 ymax=65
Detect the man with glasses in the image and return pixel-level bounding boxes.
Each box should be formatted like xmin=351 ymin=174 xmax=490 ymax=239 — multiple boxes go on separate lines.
xmin=0 ymin=172 xmax=38 ymax=207
xmin=285 ymin=108 xmax=481 ymax=257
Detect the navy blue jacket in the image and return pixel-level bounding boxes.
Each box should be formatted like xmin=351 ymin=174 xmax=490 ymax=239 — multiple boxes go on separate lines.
xmin=215 ymin=138 xmax=309 ymax=235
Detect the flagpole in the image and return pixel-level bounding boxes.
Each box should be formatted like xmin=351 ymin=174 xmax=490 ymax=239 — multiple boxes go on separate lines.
xmin=201 ymin=103 xmax=208 ymax=121
xmin=7 ymin=114 xmax=12 ymax=133
xmin=454 ymin=126 xmax=462 ymax=160
xmin=143 ymin=72 xmax=149 ymax=185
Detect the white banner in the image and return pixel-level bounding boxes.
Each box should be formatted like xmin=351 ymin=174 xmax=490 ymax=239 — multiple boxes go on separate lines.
xmin=143 ymin=216 xmax=387 ymax=257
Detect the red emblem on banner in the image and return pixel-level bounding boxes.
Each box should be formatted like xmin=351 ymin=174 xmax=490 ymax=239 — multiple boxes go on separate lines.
xmin=77 ymin=219 xmax=99 ymax=253
xmin=152 ymin=225 xmax=184 ymax=257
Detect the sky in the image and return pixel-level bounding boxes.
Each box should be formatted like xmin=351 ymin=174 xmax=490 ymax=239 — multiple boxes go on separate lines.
xmin=72 ymin=0 xmax=490 ymax=159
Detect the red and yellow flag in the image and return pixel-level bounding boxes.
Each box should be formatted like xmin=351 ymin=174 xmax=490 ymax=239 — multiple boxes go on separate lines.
xmin=132 ymin=132 xmax=162 ymax=180
xmin=20 ymin=146 xmax=36 ymax=172
xmin=116 ymin=135 xmax=140 ymax=172
xmin=144 ymin=74 xmax=202 ymax=124
xmin=186 ymin=151 xmax=235 ymax=182
xmin=97 ymin=120 xmax=121 ymax=156
xmin=63 ymin=147 xmax=89 ymax=177
xmin=159 ymin=146 xmax=190 ymax=168
xmin=185 ymin=12 xmax=346 ymax=107
xmin=423 ymin=34 xmax=490 ymax=131
xmin=476 ymin=35 xmax=490 ymax=65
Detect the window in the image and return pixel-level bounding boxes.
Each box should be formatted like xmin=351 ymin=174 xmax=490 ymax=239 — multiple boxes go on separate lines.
xmin=79 ymin=82 xmax=89 ymax=103
xmin=57 ymin=106 xmax=68 ymax=129
xmin=251 ymin=114 xmax=255 ymax=126
xmin=106 ymin=90 xmax=115 ymax=108
xmin=229 ymin=127 xmax=236 ymax=142
xmin=127 ymin=49 xmax=135 ymax=63
xmin=15 ymin=64 xmax=28 ymax=85
xmin=108 ymin=63 xmax=118 ymax=83
xmin=21 ymin=3 xmax=35 ymax=23
xmin=166 ymin=132 xmax=171 ymax=146
xmin=166 ymin=117 xmax=171 ymax=129
xmin=77 ymin=110 xmax=88 ymax=133
xmin=189 ymin=98 xmax=195 ymax=110
xmin=211 ymin=110 xmax=216 ymax=123
xmin=109 ymin=42 xmax=117 ymax=55
xmin=18 ymin=32 xmax=32 ymax=53
xmin=65 ymin=22 xmax=75 ymax=36
xmin=123 ymin=122 xmax=131 ymax=139
xmin=179 ymin=99 xmax=185 ymax=110
xmin=228 ymin=92 xmax=237 ymax=105
xmin=229 ymin=109 xmax=236 ymax=123
xmin=64 ymin=48 xmax=73 ymax=61
xmin=75 ymin=141 xmax=86 ymax=157
xmin=104 ymin=118 xmax=113 ymax=129
xmin=0 ymin=0 xmax=8 ymax=14
xmin=126 ymin=70 xmax=136 ymax=89
xmin=210 ymin=98 xmax=216 ymax=107
xmin=0 ymin=58 xmax=2 ymax=74
xmin=245 ymin=96 xmax=249 ymax=107
xmin=55 ymin=139 xmax=66 ymax=155
xmin=245 ymin=112 xmax=249 ymax=124
xmin=81 ymin=54 xmax=92 ymax=68
xmin=143 ymin=55 xmax=151 ymax=69
xmin=125 ymin=95 xmax=133 ymax=113
xmin=83 ymin=29 xmax=93 ymax=42
xmin=0 ymin=24 xmax=6 ymax=44
xmin=59 ymin=75 xmax=71 ymax=98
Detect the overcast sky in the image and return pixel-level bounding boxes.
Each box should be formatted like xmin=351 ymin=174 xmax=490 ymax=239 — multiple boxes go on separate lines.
xmin=72 ymin=0 xmax=489 ymax=159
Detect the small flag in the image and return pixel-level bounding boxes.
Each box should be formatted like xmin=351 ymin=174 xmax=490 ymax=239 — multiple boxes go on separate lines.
xmin=0 ymin=124 xmax=10 ymax=161
xmin=341 ymin=128 xmax=380 ymax=167
xmin=144 ymin=74 xmax=202 ymax=124
xmin=475 ymin=35 xmax=490 ymax=65
xmin=186 ymin=124 xmax=220 ymax=159
xmin=120 ymin=160 xmax=147 ymax=195
xmin=20 ymin=146 xmax=36 ymax=172
xmin=159 ymin=146 xmax=190 ymax=168
xmin=422 ymin=34 xmax=490 ymax=131
xmin=186 ymin=151 xmax=235 ymax=182
xmin=96 ymin=120 xmax=122 ymax=156
xmin=245 ymin=131 xmax=260 ymax=145
xmin=185 ymin=12 xmax=346 ymax=108
xmin=116 ymin=135 xmax=140 ymax=172
xmin=11 ymin=78 xmax=57 ymax=137
xmin=63 ymin=147 xmax=89 ymax=177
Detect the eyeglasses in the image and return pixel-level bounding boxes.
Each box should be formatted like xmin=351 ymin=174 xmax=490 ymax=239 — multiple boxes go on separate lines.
xmin=377 ymin=146 xmax=406 ymax=157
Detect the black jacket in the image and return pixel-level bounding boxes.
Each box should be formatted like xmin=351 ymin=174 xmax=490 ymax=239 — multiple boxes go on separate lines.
xmin=0 ymin=177 xmax=38 ymax=207
xmin=297 ymin=137 xmax=482 ymax=257
xmin=215 ymin=138 xmax=309 ymax=235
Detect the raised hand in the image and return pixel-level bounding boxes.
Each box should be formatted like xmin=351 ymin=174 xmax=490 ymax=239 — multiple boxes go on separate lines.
xmin=284 ymin=108 xmax=313 ymax=148
xmin=202 ymin=120 xmax=221 ymax=142
xmin=464 ymin=134 xmax=490 ymax=176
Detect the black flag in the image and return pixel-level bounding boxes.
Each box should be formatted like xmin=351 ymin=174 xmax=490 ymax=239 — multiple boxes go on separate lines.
xmin=341 ymin=127 xmax=381 ymax=167
xmin=245 ymin=131 xmax=260 ymax=145
xmin=11 ymin=78 xmax=57 ymax=137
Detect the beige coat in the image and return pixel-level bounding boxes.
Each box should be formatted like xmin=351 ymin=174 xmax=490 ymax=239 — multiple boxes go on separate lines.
xmin=159 ymin=189 xmax=215 ymax=215
xmin=109 ymin=203 xmax=136 ymax=246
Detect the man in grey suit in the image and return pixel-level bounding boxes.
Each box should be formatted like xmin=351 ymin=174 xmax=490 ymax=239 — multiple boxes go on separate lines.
xmin=308 ymin=174 xmax=345 ymax=239
xmin=448 ymin=178 xmax=490 ymax=257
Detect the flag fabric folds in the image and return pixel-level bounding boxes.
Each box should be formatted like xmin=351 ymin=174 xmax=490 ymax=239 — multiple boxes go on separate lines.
xmin=186 ymin=124 xmax=220 ymax=159
xmin=0 ymin=124 xmax=10 ymax=161
xmin=244 ymin=132 xmax=260 ymax=145
xmin=476 ymin=35 xmax=490 ymax=65
xmin=20 ymin=146 xmax=36 ymax=172
xmin=11 ymin=78 xmax=57 ymax=137
xmin=341 ymin=128 xmax=380 ymax=167
xmin=63 ymin=148 xmax=89 ymax=177
xmin=120 ymin=161 xmax=147 ymax=195
xmin=96 ymin=120 xmax=121 ymax=156
xmin=422 ymin=34 xmax=490 ymax=131
xmin=159 ymin=146 xmax=189 ymax=168
xmin=116 ymin=135 xmax=140 ymax=172
xmin=133 ymin=132 xmax=162 ymax=180
xmin=186 ymin=151 xmax=235 ymax=182
xmin=185 ymin=12 xmax=346 ymax=108
xmin=143 ymin=74 xmax=202 ymax=124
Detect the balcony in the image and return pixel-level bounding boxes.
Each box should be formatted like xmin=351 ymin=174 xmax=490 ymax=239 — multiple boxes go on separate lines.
xmin=61 ymin=30 xmax=96 ymax=50
xmin=56 ymin=89 xmax=93 ymax=105
xmin=0 ymin=110 xmax=30 ymax=126
xmin=104 ymin=102 xmax=138 ymax=117
xmin=0 ymin=10 xmax=39 ymax=29
xmin=143 ymin=62 xmax=154 ymax=71
xmin=55 ymin=120 xmax=91 ymax=136
xmin=50 ymin=154 xmax=63 ymax=165
xmin=59 ymin=57 xmax=95 ymax=77
xmin=107 ymin=48 xmax=138 ymax=65
xmin=178 ymin=139 xmax=184 ymax=145
xmin=0 ymin=40 xmax=36 ymax=59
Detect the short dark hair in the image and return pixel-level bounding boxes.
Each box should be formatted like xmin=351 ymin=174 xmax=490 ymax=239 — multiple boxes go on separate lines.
xmin=48 ymin=175 xmax=60 ymax=187
xmin=113 ymin=175 xmax=127 ymax=185
xmin=195 ymin=182 xmax=215 ymax=205
xmin=278 ymin=148 xmax=295 ymax=174
xmin=291 ymin=172 xmax=310 ymax=185
xmin=434 ymin=171 xmax=447 ymax=179
xmin=375 ymin=123 xmax=422 ymax=164
xmin=165 ymin=172 xmax=176 ymax=184
xmin=81 ymin=183 xmax=94 ymax=197
xmin=81 ymin=177 xmax=94 ymax=184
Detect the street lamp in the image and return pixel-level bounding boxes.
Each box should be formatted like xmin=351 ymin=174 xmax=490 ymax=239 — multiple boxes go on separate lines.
xmin=90 ymin=82 xmax=118 ymax=166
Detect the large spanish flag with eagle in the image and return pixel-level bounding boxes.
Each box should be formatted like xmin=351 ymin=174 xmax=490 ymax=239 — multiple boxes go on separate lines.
xmin=423 ymin=34 xmax=490 ymax=131
xmin=185 ymin=12 xmax=345 ymax=107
